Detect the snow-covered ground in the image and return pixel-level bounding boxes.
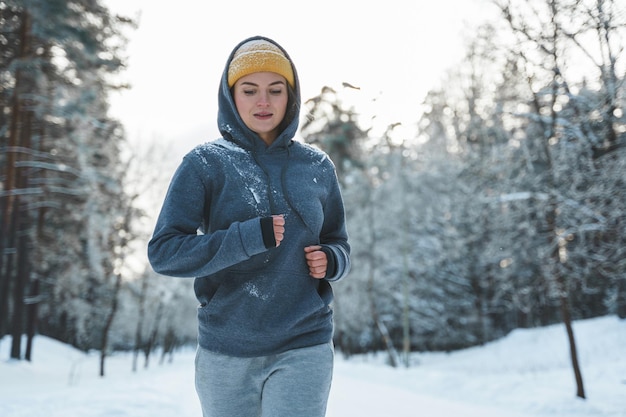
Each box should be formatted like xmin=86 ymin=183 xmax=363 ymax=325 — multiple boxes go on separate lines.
xmin=1 ymin=315 xmax=624 ymax=417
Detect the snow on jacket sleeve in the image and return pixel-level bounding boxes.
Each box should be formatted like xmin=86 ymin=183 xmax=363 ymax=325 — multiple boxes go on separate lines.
xmin=147 ymin=157 xmax=268 ymax=278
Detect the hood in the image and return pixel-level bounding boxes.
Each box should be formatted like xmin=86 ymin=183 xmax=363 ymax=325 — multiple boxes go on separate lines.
xmin=217 ymin=36 xmax=301 ymax=151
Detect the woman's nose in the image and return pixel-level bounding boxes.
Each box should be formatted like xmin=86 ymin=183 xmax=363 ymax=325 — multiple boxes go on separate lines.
xmin=257 ymin=92 xmax=270 ymax=105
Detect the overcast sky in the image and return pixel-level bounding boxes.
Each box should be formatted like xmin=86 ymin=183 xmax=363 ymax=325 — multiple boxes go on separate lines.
xmin=105 ymin=0 xmax=496 ymax=155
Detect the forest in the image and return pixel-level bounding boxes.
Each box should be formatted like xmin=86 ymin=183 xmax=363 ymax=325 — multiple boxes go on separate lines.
xmin=1 ymin=0 xmax=625 ymax=396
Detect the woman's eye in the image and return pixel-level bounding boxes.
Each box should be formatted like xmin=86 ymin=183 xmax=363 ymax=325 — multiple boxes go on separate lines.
xmin=243 ymin=90 xmax=255 ymax=95
xmin=270 ymin=89 xmax=283 ymax=95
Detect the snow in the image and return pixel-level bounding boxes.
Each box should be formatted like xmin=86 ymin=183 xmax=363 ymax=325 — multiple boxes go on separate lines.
xmin=1 ymin=315 xmax=625 ymax=417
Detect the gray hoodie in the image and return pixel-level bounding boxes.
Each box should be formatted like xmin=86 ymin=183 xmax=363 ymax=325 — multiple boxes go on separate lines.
xmin=147 ymin=36 xmax=350 ymax=357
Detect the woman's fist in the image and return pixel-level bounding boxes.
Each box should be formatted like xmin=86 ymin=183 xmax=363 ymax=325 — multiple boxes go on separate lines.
xmin=304 ymin=245 xmax=327 ymax=279
xmin=273 ymin=215 xmax=285 ymax=246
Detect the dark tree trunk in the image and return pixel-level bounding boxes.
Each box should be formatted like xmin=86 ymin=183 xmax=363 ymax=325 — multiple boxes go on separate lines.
xmin=99 ymin=273 xmax=123 ymax=377
xmin=546 ymin=199 xmax=585 ymax=399
xmin=24 ymin=278 xmax=39 ymax=361
xmin=0 ymin=10 xmax=31 ymax=343
xmin=560 ymin=294 xmax=585 ymax=399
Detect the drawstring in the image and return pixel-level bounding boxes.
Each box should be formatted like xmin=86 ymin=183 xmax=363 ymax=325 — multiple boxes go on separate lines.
xmin=282 ymin=144 xmax=317 ymax=240
xmin=252 ymin=141 xmax=317 ymax=241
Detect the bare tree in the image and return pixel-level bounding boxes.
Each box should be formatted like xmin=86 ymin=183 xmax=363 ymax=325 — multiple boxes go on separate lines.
xmin=491 ymin=0 xmax=626 ymax=398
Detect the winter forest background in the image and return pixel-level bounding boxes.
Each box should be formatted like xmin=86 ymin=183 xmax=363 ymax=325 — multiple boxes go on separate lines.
xmin=1 ymin=0 xmax=625 ymax=401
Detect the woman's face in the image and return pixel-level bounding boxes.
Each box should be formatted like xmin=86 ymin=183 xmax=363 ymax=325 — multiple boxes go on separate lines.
xmin=233 ymin=71 xmax=289 ymax=145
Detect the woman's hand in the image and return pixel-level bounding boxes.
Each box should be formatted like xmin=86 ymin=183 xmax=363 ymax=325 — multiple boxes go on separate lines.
xmin=273 ymin=215 xmax=285 ymax=246
xmin=304 ymin=245 xmax=327 ymax=279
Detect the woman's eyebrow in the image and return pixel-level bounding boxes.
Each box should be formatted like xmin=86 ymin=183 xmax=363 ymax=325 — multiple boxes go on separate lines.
xmin=240 ymin=80 xmax=286 ymax=87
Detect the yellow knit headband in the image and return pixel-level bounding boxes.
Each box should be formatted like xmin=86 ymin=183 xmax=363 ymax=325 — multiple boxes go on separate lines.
xmin=228 ymin=39 xmax=295 ymax=88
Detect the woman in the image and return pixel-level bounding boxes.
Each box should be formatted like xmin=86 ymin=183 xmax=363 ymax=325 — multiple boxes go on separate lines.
xmin=148 ymin=35 xmax=350 ymax=417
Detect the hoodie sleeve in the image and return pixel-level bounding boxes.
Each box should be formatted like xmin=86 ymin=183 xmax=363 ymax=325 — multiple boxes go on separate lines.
xmin=147 ymin=157 xmax=268 ymax=278
xmin=319 ymin=166 xmax=351 ymax=282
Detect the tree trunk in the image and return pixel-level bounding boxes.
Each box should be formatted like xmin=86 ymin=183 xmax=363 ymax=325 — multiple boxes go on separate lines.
xmin=0 ymin=215 xmax=17 ymax=340
xmin=534 ymin=0 xmax=585 ymax=397
xmin=617 ymin=277 xmax=626 ymax=319
xmin=132 ymin=273 xmax=149 ymax=372
xmin=24 ymin=278 xmax=40 ymax=361
xmin=365 ymin=188 xmax=398 ymax=367
xmin=0 ymin=10 xmax=31 ymax=344
xmin=9 ymin=223 xmax=27 ymax=359
xmin=144 ymin=301 xmax=164 ymax=369
xmin=99 ymin=272 xmax=123 ymax=377
xmin=10 ymin=97 xmax=34 ymax=360
xmin=546 ymin=199 xmax=586 ymax=399
xmin=160 ymin=327 xmax=176 ymax=365
xmin=10 ymin=199 xmax=31 ymax=360
xmin=560 ymin=294 xmax=585 ymax=398
xmin=400 ymin=152 xmax=411 ymax=368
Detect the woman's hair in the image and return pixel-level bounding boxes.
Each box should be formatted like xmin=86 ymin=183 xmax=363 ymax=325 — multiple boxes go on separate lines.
xmin=278 ymin=84 xmax=300 ymax=133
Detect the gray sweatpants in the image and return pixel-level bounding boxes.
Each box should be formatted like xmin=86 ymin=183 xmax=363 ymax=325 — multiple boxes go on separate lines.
xmin=195 ymin=342 xmax=334 ymax=417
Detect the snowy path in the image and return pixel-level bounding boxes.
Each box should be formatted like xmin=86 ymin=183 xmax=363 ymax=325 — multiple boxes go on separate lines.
xmin=329 ymin=360 xmax=533 ymax=417
xmin=0 ymin=347 xmax=529 ymax=417
xmin=1 ymin=316 xmax=625 ymax=417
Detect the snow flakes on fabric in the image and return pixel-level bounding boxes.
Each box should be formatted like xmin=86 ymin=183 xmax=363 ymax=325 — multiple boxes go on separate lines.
xmin=214 ymin=137 xmax=247 ymax=154
xmin=300 ymin=142 xmax=330 ymax=168
xmin=189 ymin=140 xmax=270 ymax=216
xmin=243 ymin=281 xmax=271 ymax=301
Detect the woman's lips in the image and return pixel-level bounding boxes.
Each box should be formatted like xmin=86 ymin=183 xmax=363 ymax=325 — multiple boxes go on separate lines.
xmin=255 ymin=112 xmax=272 ymax=120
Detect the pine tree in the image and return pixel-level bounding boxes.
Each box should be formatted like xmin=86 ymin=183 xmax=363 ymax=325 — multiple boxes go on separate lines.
xmin=0 ymin=0 xmax=135 ymax=363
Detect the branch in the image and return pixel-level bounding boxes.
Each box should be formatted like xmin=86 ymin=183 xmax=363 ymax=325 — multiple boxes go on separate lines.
xmin=14 ymin=160 xmax=81 ymax=176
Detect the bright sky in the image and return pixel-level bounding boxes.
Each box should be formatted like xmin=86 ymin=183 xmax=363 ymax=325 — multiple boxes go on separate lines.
xmin=106 ymin=0 xmax=495 ymax=154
